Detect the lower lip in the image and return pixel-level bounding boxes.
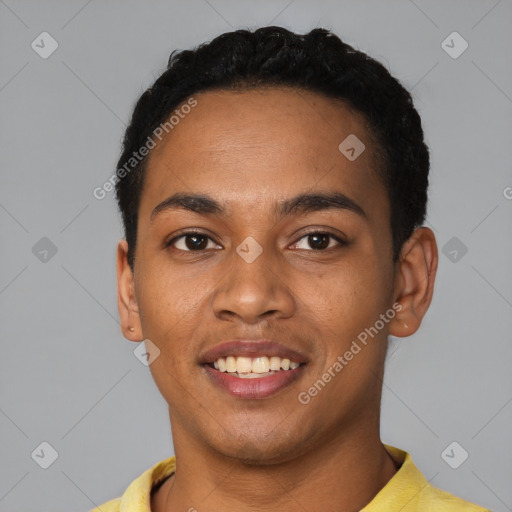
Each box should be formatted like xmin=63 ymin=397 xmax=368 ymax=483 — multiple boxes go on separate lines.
xmin=203 ymin=365 xmax=304 ymax=399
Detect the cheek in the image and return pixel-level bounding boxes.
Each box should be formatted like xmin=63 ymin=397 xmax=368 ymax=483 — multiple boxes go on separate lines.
xmin=139 ymin=277 xmax=206 ymax=410
xmin=135 ymin=266 xmax=210 ymax=367
xmin=138 ymin=262 xmax=199 ymax=320
xmin=299 ymin=260 xmax=385 ymax=333
xmin=297 ymin=261 xmax=393 ymax=386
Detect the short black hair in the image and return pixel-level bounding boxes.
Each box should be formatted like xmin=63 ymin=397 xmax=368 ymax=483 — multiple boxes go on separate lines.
xmin=115 ymin=26 xmax=429 ymax=271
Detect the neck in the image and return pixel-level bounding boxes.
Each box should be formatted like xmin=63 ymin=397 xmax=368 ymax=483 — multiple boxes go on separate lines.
xmin=153 ymin=422 xmax=398 ymax=512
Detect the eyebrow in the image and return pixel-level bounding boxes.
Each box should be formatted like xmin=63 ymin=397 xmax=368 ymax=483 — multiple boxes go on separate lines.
xmin=150 ymin=191 xmax=367 ymax=221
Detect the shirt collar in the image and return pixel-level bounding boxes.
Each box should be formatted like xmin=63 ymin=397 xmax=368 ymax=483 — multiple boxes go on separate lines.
xmin=118 ymin=444 xmax=439 ymax=512
xmin=120 ymin=454 xmax=176 ymax=512
xmin=362 ymin=444 xmax=431 ymax=511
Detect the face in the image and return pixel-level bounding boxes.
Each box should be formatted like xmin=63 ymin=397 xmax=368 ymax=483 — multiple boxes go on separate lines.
xmin=120 ymin=87 xmax=404 ymax=463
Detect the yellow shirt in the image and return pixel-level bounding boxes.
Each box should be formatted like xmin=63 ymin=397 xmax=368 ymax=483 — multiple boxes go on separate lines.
xmin=90 ymin=445 xmax=490 ymax=512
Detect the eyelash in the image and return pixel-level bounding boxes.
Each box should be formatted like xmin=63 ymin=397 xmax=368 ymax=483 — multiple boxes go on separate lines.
xmin=165 ymin=229 xmax=347 ymax=252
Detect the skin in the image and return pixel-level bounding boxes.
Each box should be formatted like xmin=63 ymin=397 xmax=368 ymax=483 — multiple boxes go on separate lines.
xmin=117 ymin=87 xmax=438 ymax=512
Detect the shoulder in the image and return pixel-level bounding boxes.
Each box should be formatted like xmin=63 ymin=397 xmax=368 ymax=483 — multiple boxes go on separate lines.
xmin=418 ymin=485 xmax=491 ymax=511
xmin=87 ymin=455 xmax=176 ymax=512
xmin=89 ymin=497 xmax=121 ymax=512
xmin=365 ymin=445 xmax=491 ymax=512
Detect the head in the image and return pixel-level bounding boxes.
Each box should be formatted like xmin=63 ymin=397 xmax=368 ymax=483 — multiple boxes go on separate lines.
xmin=116 ymin=27 xmax=437 ymax=463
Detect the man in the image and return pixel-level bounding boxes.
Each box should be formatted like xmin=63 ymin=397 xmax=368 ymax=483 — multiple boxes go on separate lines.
xmin=93 ymin=26 xmax=490 ymax=511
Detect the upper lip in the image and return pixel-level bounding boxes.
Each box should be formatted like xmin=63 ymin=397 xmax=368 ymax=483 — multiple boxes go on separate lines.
xmin=200 ymin=339 xmax=308 ymax=364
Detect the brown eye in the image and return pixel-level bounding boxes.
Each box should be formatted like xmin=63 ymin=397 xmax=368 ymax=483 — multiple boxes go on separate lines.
xmin=166 ymin=232 xmax=221 ymax=252
xmin=183 ymin=234 xmax=208 ymax=250
xmin=307 ymin=233 xmax=330 ymax=250
xmin=293 ymin=231 xmax=346 ymax=251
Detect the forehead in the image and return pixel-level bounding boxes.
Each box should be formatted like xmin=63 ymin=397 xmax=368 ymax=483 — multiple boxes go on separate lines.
xmin=149 ymin=87 xmax=373 ymax=163
xmin=140 ymin=87 xmax=387 ymax=220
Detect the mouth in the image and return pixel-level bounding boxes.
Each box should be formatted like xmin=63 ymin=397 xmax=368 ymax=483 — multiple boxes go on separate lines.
xmin=200 ymin=340 xmax=308 ymax=399
xmin=208 ymin=355 xmax=301 ymax=376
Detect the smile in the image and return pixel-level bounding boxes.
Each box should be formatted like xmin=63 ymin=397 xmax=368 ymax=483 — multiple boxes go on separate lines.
xmin=204 ymin=358 xmax=305 ymax=398
xmin=200 ymin=339 xmax=308 ymax=398
xmin=211 ymin=355 xmax=301 ymax=377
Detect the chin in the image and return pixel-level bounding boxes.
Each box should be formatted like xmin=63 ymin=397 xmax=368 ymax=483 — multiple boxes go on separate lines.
xmin=224 ymin=444 xmax=296 ymax=466
xmin=209 ymin=428 xmax=310 ymax=466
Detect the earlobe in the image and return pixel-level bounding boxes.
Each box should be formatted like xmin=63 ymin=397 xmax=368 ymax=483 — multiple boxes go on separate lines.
xmin=389 ymin=227 xmax=438 ymax=338
xmin=117 ymin=239 xmax=143 ymax=342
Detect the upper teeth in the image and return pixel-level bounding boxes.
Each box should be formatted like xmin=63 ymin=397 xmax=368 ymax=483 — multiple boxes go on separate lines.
xmin=213 ymin=356 xmax=300 ymax=373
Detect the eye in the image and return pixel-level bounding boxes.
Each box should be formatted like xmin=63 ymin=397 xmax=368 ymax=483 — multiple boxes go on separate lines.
xmin=165 ymin=230 xmax=346 ymax=253
xmin=292 ymin=231 xmax=346 ymax=251
xmin=166 ymin=231 xmax=222 ymax=252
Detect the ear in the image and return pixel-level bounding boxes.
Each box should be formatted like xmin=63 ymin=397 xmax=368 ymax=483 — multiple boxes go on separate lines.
xmin=117 ymin=239 xmax=143 ymax=342
xmin=389 ymin=227 xmax=438 ymax=338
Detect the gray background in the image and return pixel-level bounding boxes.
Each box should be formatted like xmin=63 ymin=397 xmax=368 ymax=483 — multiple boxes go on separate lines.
xmin=1 ymin=0 xmax=511 ymax=511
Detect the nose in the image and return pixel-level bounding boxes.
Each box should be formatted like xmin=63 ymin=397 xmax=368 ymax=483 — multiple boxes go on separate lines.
xmin=211 ymin=241 xmax=296 ymax=325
